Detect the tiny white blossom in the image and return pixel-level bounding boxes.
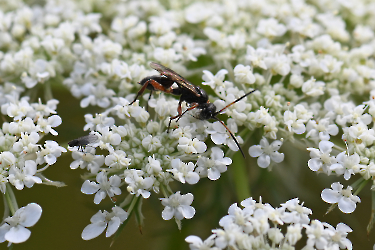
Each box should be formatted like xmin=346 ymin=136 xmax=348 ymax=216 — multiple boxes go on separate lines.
xmin=256 ymin=18 xmax=287 ymax=37
xmin=249 ymin=137 xmax=284 ymax=168
xmin=233 ymin=64 xmax=255 ymax=84
xmin=0 ymin=203 xmax=42 ymax=244
xmin=202 ymin=69 xmax=228 ymax=89
xmin=284 ymin=110 xmax=306 ymax=134
xmin=81 ymin=171 xmax=121 ymax=204
xmin=168 ymin=159 xmax=199 ymax=184
xmin=8 ymin=160 xmax=42 ymax=190
xmin=196 ymin=147 xmax=232 ymax=180
xmin=81 ymin=206 xmax=128 ymax=240
xmin=160 ymin=192 xmax=195 ymax=220
xmin=124 ymin=169 xmax=154 ymax=198
xmin=178 ymin=137 xmax=207 ymax=154
xmin=104 ymin=150 xmax=131 ymax=169
xmin=70 ymin=148 xmax=105 ymax=174
xmin=321 ymin=182 xmax=361 ymax=213
xmin=329 ymin=152 xmax=362 ymax=180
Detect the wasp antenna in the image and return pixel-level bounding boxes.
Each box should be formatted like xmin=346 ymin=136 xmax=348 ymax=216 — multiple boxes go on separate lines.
xmin=214 ymin=89 xmax=257 ymax=116
xmin=213 ymin=117 xmax=245 ymax=158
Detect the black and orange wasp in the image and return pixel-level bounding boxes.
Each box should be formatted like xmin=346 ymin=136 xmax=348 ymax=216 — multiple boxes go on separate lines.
xmin=130 ymin=62 xmax=256 ymax=157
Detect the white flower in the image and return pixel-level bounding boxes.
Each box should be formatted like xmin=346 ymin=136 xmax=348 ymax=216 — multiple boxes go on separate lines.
xmin=80 ymin=84 xmax=116 ymax=108
xmin=84 ymin=113 xmax=115 ymax=131
xmin=81 ymin=206 xmax=128 ymax=240
xmin=325 ymin=223 xmax=353 ymax=250
xmin=196 ymin=147 xmax=232 ymax=180
xmin=284 ymin=110 xmax=306 ymax=134
xmin=124 ymin=169 xmax=154 ymax=198
xmin=233 ymin=64 xmax=255 ymax=85
xmin=245 ymin=45 xmax=268 ymax=69
xmin=8 ymin=160 xmax=42 ymax=190
xmin=353 ymin=25 xmax=374 ymax=44
xmin=301 ymin=77 xmax=325 ymax=97
xmin=36 ymin=140 xmax=67 ymax=165
xmin=329 ymin=152 xmax=362 ymax=180
xmin=280 ymin=198 xmax=312 ymax=224
xmin=249 ymin=137 xmax=284 ymax=168
xmin=307 ymin=141 xmax=336 ymax=174
xmin=0 ymin=203 xmax=42 ymax=244
xmin=256 ymin=18 xmax=287 ymax=37
xmin=142 ymin=135 xmax=162 ymax=152
xmin=97 ymin=126 xmax=121 ymax=151
xmin=145 ymin=155 xmax=162 ymax=175
xmin=306 ymin=118 xmax=339 ymax=141
xmin=185 ymin=235 xmax=217 ymax=250
xmin=81 ymin=171 xmax=122 ymax=204
xmin=168 ymin=159 xmax=199 ymax=184
xmin=285 ymin=224 xmax=303 ymax=245
xmin=160 ymin=192 xmax=195 ymax=220
xmin=4 ymin=97 xmax=33 ymax=121
xmin=264 ymin=54 xmax=291 ymax=76
xmin=104 ymin=150 xmax=131 ymax=169
xmin=207 ymin=120 xmax=243 ymax=152
xmin=202 ymin=69 xmax=228 ymax=89
xmin=321 ymin=182 xmax=361 ymax=213
xmin=178 ymin=137 xmax=207 ymax=154
xmin=319 ymin=55 xmax=343 ymax=74
xmin=70 ymin=148 xmax=105 ymax=174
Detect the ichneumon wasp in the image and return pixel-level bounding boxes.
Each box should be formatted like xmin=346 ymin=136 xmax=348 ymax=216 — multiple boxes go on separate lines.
xmin=130 ymin=62 xmax=256 ymax=157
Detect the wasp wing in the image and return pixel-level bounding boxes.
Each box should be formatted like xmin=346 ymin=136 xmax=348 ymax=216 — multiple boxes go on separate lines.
xmin=150 ymin=62 xmax=201 ymax=97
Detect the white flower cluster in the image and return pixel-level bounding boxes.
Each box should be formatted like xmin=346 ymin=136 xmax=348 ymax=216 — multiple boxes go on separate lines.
xmin=0 ymin=89 xmax=65 ymax=193
xmin=0 ymin=83 xmax=65 ymax=245
xmin=186 ymin=197 xmax=353 ymax=250
xmin=72 ymin=97 xmax=233 ymax=238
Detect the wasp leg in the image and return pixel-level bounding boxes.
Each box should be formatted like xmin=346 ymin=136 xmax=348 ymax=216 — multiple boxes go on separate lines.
xmin=130 ymin=79 xmax=174 ymax=106
xmin=167 ymin=103 xmax=199 ymax=132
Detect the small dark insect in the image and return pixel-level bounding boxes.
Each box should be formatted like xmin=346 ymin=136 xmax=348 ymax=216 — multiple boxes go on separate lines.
xmin=130 ymin=62 xmax=256 ymax=158
xmin=68 ymin=134 xmax=99 ymax=151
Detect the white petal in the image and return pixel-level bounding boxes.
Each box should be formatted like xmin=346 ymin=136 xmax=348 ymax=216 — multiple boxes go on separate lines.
xmin=308 ymin=158 xmax=321 ymax=171
xmin=82 ymin=222 xmax=107 ymax=240
xmin=0 ymin=224 xmax=11 ymax=243
xmin=185 ymin=235 xmax=203 ymax=245
xmin=179 ymin=205 xmax=195 ymax=219
xmin=211 ymin=133 xmax=226 ymax=145
xmin=207 ymin=168 xmax=221 ymax=180
xmin=212 ymin=121 xmax=227 ymax=133
xmin=48 ymin=115 xmax=62 ymax=127
xmin=162 ymin=207 xmax=175 ymax=220
xmin=186 ymin=172 xmax=200 ymax=184
xmin=45 ymin=154 xmax=57 ymax=165
xmin=338 ymin=197 xmax=356 ymax=213
xmin=270 ymin=152 xmax=284 ymax=163
xmin=5 ymin=226 xmax=31 ymax=243
xmin=181 ymin=193 xmax=194 ymax=205
xmin=106 ymin=217 xmax=121 ymax=237
xmin=81 ymin=180 xmax=100 ymax=194
xmin=257 ymin=154 xmax=270 ymax=168
xmin=319 ymin=140 xmax=334 ymax=153
xmin=20 ymin=203 xmax=42 ymax=227
xmin=94 ymin=191 xmax=106 ymax=204
xmin=321 ymin=189 xmax=340 ymax=203
xmin=249 ymin=145 xmax=263 ymax=157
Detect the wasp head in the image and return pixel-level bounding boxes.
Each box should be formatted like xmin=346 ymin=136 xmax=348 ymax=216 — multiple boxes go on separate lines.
xmin=197 ymin=102 xmax=217 ymax=120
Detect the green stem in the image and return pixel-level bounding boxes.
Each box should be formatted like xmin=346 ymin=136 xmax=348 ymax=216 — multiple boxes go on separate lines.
xmin=127 ymin=195 xmax=140 ymax=215
xmin=5 ymin=184 xmax=18 ymax=215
